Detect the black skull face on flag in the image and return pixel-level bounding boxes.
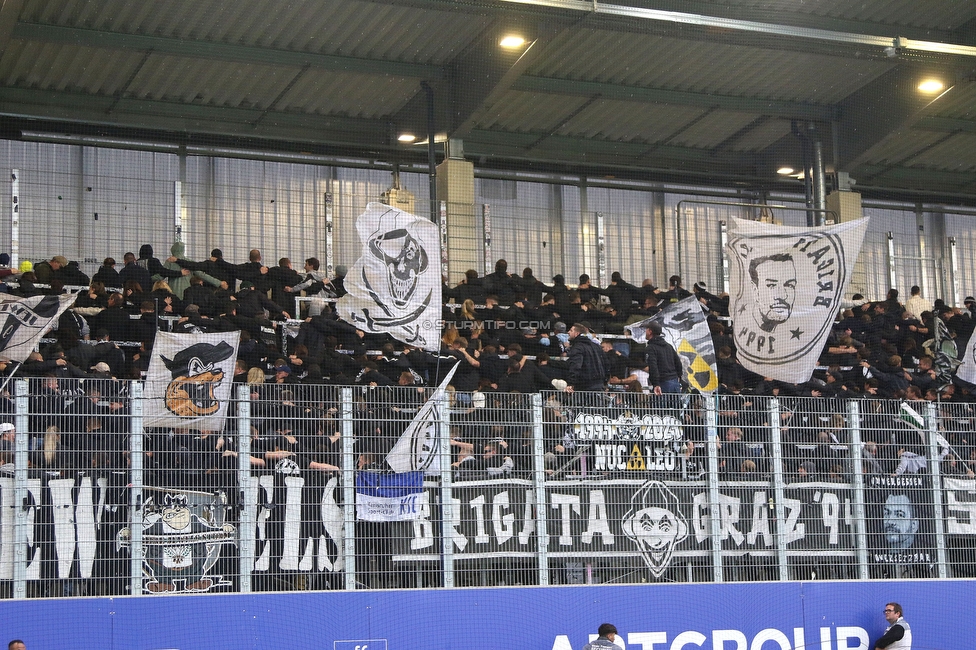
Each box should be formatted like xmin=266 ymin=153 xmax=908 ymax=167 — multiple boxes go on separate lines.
xmin=337 ymin=203 xmax=442 ymax=351
xmin=367 ymin=222 xmax=430 ymax=312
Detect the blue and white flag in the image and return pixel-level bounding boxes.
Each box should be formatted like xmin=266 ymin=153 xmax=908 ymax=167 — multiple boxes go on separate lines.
xmin=386 ymin=363 xmax=458 ymax=474
xmin=726 ymin=217 xmax=868 ymax=383
xmin=144 ymin=331 xmax=241 ymax=430
xmin=337 ymin=202 xmax=442 ymax=351
xmin=355 ymin=471 xmax=424 ymax=522
xmin=625 ymin=297 xmax=718 ymax=393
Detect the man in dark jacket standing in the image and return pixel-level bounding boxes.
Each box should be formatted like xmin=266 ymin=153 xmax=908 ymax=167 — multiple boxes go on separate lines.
xmin=567 ymin=323 xmax=607 ymax=392
xmin=645 ymin=321 xmax=683 ymax=394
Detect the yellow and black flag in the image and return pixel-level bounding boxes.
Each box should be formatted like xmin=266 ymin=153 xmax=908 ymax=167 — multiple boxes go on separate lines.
xmin=626 ymin=297 xmax=718 ymax=393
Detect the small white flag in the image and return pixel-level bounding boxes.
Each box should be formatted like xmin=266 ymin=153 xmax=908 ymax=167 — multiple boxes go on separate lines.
xmin=727 ymin=217 xmax=868 ymax=383
xmin=0 ymin=295 xmax=76 ymax=362
xmin=336 ymin=203 xmax=442 ymax=351
xmin=386 ymin=363 xmax=458 ymax=474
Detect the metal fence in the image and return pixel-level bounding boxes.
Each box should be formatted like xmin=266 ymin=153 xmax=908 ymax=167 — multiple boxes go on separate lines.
xmin=0 ymin=380 xmax=973 ymax=598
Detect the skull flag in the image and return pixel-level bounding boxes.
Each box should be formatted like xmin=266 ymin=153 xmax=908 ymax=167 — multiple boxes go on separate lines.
xmin=144 ymin=331 xmax=241 ymax=430
xmin=726 ymin=217 xmax=868 ymax=384
xmin=337 ymin=203 xmax=442 ymax=351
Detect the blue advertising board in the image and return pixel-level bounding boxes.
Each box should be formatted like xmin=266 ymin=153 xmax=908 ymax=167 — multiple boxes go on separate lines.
xmin=0 ymin=580 xmax=966 ymax=649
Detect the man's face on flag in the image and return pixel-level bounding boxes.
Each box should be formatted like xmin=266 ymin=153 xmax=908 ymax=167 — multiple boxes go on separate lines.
xmin=751 ymin=256 xmax=796 ymax=327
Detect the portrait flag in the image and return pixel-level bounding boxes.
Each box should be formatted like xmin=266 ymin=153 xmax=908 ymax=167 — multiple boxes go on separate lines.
xmin=726 ymin=217 xmax=868 ymax=383
xmin=144 ymin=331 xmax=241 ymax=430
xmin=0 ymin=294 xmax=76 ymax=362
xmin=625 ymin=297 xmax=719 ymax=392
xmin=386 ymin=363 xmax=458 ymax=474
xmin=336 ymin=202 xmax=442 ymax=351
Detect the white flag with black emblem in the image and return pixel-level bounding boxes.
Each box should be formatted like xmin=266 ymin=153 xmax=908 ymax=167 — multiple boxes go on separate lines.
xmin=337 ymin=203 xmax=441 ymax=351
xmin=0 ymin=294 xmax=76 ymax=362
xmin=726 ymin=217 xmax=868 ymax=383
xmin=387 ymin=363 xmax=457 ymax=474
xmin=144 ymin=331 xmax=241 ymax=430
xmin=957 ymin=331 xmax=976 ymax=385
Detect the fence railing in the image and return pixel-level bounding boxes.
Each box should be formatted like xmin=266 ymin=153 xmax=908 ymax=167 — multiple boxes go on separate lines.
xmin=1 ymin=380 xmax=973 ymax=598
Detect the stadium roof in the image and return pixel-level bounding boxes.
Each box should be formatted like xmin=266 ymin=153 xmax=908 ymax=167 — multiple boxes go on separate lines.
xmin=1 ymin=0 xmax=976 ymax=201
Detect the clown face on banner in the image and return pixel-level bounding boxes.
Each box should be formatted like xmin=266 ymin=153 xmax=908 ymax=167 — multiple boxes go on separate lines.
xmin=337 ymin=203 xmax=441 ymax=351
xmin=622 ymin=480 xmax=689 ymax=577
xmin=726 ymin=217 xmax=868 ymax=384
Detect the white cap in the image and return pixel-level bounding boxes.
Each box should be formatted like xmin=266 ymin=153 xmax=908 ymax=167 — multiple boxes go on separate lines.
xmin=0 ymin=422 xmax=14 ymax=433
xmin=551 ymin=378 xmax=569 ymax=391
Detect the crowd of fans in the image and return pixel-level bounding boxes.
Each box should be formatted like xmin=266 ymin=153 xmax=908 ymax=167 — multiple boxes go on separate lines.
xmin=2 ymin=246 xmax=976 ymax=484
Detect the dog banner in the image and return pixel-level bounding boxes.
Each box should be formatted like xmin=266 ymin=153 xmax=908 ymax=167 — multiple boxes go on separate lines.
xmin=144 ymin=331 xmax=240 ymax=430
xmin=336 ymin=203 xmax=442 ymax=351
xmin=726 ymin=217 xmax=868 ymax=383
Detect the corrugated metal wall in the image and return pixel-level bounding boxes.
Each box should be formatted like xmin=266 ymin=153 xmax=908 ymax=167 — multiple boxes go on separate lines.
xmin=1 ymin=139 xmax=974 ymax=302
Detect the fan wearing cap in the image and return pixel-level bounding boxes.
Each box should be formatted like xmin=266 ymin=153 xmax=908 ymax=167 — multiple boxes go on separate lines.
xmin=0 ymin=422 xmax=16 ymax=462
xmin=583 ymin=623 xmax=619 ymax=650
xmin=33 ymin=255 xmax=68 ymax=287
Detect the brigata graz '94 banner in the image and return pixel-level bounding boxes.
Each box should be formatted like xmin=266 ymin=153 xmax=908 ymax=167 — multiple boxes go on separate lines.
xmin=396 ymin=478 xmax=859 ymax=577
xmin=726 ymin=217 xmax=868 ymax=383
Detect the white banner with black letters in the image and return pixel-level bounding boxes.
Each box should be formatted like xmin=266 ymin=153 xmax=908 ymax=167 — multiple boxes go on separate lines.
xmin=726 ymin=217 xmax=868 ymax=383
xmin=336 ymin=202 xmax=442 ymax=351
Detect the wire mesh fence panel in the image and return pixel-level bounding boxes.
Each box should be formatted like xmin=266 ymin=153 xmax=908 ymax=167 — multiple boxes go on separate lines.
xmin=2 ymin=381 xmax=976 ymax=598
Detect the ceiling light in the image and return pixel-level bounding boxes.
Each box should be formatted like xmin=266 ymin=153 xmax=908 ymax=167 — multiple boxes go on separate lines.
xmin=397 ymin=133 xmax=417 ymax=143
xmin=499 ymin=35 xmax=526 ymax=49
xmin=918 ymin=79 xmax=944 ymax=93
xmin=777 ymin=167 xmax=795 ymax=175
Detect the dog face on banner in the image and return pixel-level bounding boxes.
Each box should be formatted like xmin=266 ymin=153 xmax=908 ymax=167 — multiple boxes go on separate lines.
xmin=365 ymin=215 xmax=430 ymax=312
xmin=161 ymin=342 xmax=234 ymax=418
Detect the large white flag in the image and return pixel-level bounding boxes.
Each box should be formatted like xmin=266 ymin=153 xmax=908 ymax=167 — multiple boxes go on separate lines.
xmin=0 ymin=295 xmax=76 ymax=362
xmin=726 ymin=217 xmax=868 ymax=383
xmin=336 ymin=202 xmax=441 ymax=351
xmin=625 ymin=296 xmax=718 ymax=393
xmin=386 ymin=363 xmax=458 ymax=474
xmin=144 ymin=331 xmax=240 ymax=430
xmin=956 ymin=331 xmax=976 ymax=385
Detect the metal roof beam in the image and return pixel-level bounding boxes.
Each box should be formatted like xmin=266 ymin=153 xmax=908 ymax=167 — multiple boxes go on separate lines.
xmin=0 ymin=86 xmax=390 ymax=145
xmin=514 ymin=75 xmax=838 ymax=121
xmin=493 ymin=0 xmax=976 ymax=59
xmin=916 ymin=115 xmax=976 ymax=134
xmin=0 ymin=0 xmax=24 ymax=62
xmin=12 ymin=21 xmax=443 ymax=79
xmin=464 ymin=127 xmax=761 ymax=169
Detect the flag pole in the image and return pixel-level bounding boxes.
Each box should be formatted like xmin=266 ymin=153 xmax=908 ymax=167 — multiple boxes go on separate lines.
xmin=0 ymin=361 xmax=23 ymax=395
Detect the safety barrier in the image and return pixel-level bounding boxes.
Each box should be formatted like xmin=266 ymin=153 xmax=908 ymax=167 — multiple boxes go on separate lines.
xmin=0 ymin=380 xmax=972 ymax=598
